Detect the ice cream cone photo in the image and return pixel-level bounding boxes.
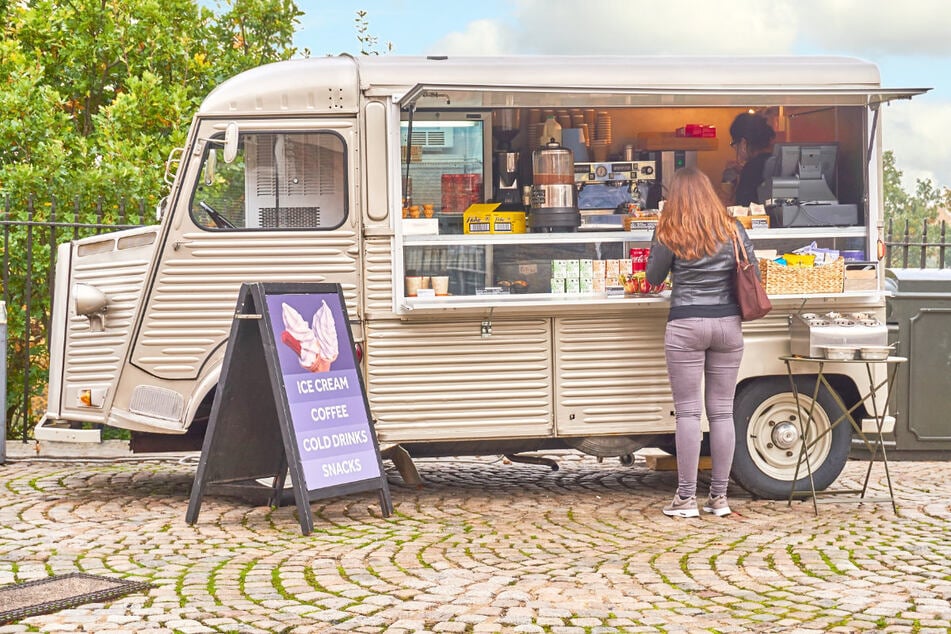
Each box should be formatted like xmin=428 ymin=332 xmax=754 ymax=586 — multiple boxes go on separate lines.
xmin=281 ymin=302 xmax=321 ymax=371
xmin=312 ymin=300 xmax=340 ymax=372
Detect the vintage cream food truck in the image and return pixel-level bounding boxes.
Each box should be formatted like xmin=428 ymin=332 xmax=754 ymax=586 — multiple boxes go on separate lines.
xmin=41 ymin=55 xmax=925 ymax=498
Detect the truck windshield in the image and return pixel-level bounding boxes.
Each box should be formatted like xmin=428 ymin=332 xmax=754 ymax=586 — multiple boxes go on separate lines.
xmin=190 ymin=131 xmax=347 ymax=230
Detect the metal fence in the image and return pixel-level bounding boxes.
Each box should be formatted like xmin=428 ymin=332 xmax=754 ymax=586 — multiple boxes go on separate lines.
xmin=884 ymin=218 xmax=951 ymax=269
xmin=1 ymin=196 xmax=148 ymax=441
xmin=0 ymin=202 xmax=947 ymax=442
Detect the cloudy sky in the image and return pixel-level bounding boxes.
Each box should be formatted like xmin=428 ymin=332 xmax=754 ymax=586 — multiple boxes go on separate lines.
xmin=295 ymin=0 xmax=951 ymax=191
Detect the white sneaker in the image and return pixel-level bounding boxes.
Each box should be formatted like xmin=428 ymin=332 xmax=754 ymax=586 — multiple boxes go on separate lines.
xmin=702 ymin=494 xmax=732 ymax=517
xmin=662 ymin=494 xmax=699 ymax=518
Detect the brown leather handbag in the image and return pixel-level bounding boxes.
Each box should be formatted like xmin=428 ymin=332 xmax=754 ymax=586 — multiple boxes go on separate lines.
xmin=733 ymin=236 xmax=772 ymax=321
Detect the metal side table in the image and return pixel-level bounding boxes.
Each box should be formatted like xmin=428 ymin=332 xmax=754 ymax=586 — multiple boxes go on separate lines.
xmin=779 ymin=355 xmax=907 ymax=516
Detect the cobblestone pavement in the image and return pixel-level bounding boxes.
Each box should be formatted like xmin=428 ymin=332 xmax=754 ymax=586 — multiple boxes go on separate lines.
xmin=1 ymin=449 xmax=950 ymax=633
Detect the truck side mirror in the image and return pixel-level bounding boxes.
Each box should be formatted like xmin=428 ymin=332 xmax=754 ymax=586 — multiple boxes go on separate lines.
xmin=223 ymin=121 xmax=239 ymax=163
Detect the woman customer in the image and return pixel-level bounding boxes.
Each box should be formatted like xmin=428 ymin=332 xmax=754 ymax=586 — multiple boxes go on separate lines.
xmin=646 ymin=167 xmax=761 ymax=518
xmin=723 ymin=112 xmax=776 ymax=206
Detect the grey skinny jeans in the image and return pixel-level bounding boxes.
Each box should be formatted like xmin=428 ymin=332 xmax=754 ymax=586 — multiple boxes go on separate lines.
xmin=664 ymin=316 xmax=744 ymax=499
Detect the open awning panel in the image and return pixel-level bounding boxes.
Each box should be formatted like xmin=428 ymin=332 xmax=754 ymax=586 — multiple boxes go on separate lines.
xmin=401 ymin=85 xmax=930 ymax=111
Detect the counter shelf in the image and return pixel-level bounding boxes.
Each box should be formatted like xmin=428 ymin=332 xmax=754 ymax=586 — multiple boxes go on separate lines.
xmin=400 ymin=225 xmax=868 ymax=246
xmin=401 ymin=290 xmax=672 ymax=313
xmin=779 ymin=354 xmax=907 ymax=516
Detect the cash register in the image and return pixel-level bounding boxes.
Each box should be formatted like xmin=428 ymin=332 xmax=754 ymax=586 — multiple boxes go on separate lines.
xmin=759 ymin=143 xmax=859 ymax=227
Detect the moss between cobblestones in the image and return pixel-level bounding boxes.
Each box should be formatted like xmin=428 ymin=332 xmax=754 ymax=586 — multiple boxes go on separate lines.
xmin=271 ymin=564 xmax=292 ymax=600
xmin=206 ymin=556 xmax=229 ymax=605
xmin=416 ymin=547 xmax=432 ymax=569
xmin=236 ymin=558 xmax=256 ymax=607
xmin=787 ymin=544 xmax=821 ymax=579
xmin=647 ymin=549 xmax=673 ymax=586
xmin=817 ymin=547 xmax=846 ymax=576
xmin=678 ymin=552 xmax=690 ymax=575
xmin=175 ymin=565 xmax=188 ymax=607
xmin=364 ymin=561 xmax=383 ymax=581
xmin=263 ymin=506 xmax=281 ymax=531
xmin=302 ymin=561 xmax=356 ymax=607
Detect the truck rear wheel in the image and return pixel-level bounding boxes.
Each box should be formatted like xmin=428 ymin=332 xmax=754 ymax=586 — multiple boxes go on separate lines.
xmin=732 ymin=376 xmax=851 ymax=500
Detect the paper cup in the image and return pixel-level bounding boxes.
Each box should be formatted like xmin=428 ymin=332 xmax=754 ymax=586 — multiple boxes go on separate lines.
xmin=431 ymin=276 xmax=449 ymax=295
xmin=405 ymin=276 xmax=423 ymax=296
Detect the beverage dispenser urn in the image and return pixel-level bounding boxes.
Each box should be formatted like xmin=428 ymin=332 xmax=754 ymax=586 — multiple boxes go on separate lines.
xmin=530 ymin=142 xmax=578 ymax=232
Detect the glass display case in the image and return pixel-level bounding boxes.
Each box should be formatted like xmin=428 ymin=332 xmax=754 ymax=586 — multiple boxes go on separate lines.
xmin=398 ymin=227 xmax=872 ymax=311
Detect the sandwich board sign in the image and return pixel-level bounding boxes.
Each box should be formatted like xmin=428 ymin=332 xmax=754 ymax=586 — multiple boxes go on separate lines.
xmin=186 ymin=282 xmax=392 ymax=535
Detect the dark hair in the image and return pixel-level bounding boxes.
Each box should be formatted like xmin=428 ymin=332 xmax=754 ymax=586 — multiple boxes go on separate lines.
xmin=729 ymin=113 xmax=775 ymax=153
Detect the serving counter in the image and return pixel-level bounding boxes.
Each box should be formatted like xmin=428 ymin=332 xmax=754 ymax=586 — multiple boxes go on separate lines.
xmin=397 ymin=226 xmax=874 ymax=315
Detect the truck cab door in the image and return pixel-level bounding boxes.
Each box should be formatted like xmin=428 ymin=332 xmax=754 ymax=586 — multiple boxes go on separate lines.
xmin=114 ymin=122 xmax=360 ymax=430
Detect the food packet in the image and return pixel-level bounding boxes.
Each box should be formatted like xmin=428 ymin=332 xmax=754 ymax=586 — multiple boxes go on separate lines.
xmin=793 ymin=241 xmax=840 ymax=266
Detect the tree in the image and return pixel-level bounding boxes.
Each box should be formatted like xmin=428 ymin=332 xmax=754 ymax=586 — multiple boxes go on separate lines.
xmin=355 ymin=10 xmax=393 ymax=56
xmin=883 ymin=150 xmax=951 ymax=267
xmin=1 ymin=0 xmax=304 ymax=205
xmin=0 ymin=0 xmax=304 ymax=439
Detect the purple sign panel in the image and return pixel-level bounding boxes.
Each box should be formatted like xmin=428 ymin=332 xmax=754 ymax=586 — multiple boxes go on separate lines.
xmin=265 ymin=292 xmax=381 ymax=490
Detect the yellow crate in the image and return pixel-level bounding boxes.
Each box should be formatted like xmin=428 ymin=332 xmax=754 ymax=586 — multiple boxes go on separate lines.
xmin=463 ymin=204 xmax=526 ymax=234
xmin=760 ymin=257 xmax=845 ymax=295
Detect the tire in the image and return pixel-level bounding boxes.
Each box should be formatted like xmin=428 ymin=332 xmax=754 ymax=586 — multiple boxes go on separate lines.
xmin=732 ymin=376 xmax=851 ymax=500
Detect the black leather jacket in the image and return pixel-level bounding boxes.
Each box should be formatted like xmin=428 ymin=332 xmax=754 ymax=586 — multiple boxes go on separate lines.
xmin=646 ymin=221 xmax=760 ymax=312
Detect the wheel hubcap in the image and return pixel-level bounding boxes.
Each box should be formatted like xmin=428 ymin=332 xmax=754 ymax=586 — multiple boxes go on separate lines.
xmin=746 ymin=392 xmax=832 ymax=482
xmin=771 ymin=421 xmax=800 ymax=450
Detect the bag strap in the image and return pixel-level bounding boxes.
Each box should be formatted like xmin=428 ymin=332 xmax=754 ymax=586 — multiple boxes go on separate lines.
xmin=732 ymin=233 xmax=749 ymax=266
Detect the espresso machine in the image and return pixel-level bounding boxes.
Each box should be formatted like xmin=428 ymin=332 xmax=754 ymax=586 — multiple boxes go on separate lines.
xmin=492 ymin=109 xmax=521 ymax=206
xmin=574 ymin=160 xmax=656 ymax=229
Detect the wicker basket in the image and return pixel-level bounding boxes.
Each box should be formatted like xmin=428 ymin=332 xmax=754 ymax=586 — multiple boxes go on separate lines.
xmin=760 ymin=257 xmax=845 ymax=295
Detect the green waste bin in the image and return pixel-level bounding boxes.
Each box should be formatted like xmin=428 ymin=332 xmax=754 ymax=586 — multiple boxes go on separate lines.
xmin=885 ymin=269 xmax=951 ymax=455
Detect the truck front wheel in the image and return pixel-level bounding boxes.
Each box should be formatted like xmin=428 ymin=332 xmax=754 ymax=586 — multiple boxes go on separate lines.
xmin=731 ymin=376 xmax=851 ymax=500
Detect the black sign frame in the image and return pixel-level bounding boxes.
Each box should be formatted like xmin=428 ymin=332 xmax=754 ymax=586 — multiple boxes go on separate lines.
xmin=186 ymin=282 xmax=392 ymax=535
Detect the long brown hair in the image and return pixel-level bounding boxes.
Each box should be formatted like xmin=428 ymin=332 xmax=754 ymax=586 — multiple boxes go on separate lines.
xmin=655 ymin=166 xmax=736 ymax=260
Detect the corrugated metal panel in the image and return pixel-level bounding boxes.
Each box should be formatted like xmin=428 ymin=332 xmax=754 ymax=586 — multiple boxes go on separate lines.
xmin=366 ymin=319 xmax=553 ymax=442
xmin=60 ymin=231 xmax=158 ymax=419
xmin=131 ymin=231 xmax=360 ymax=379
xmin=555 ymin=315 xmax=674 ymax=435
xmin=364 ymin=236 xmax=396 ymax=317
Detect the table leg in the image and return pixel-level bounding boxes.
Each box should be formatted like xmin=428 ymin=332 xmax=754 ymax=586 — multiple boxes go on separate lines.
xmin=786 ymin=359 xmax=824 ymax=515
xmin=862 ymin=362 xmax=901 ymax=514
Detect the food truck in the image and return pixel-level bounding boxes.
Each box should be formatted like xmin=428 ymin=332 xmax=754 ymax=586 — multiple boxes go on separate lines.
xmin=41 ymin=55 xmax=926 ymax=499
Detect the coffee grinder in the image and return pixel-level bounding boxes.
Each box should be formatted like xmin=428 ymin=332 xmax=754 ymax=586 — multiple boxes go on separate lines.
xmin=492 ymin=109 xmax=521 ymax=206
